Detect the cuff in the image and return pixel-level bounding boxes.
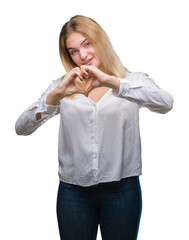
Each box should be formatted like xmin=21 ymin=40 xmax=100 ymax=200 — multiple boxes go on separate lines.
xmin=112 ymin=78 xmax=130 ymax=97
xmin=39 ymin=95 xmax=60 ymax=112
xmin=34 ymin=95 xmax=60 ymax=122
xmin=112 ymin=72 xmax=147 ymax=98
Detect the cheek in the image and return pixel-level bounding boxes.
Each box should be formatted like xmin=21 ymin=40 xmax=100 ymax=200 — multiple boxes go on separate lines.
xmin=94 ymin=53 xmax=101 ymax=64
xmin=93 ymin=50 xmax=100 ymax=61
xmin=71 ymin=55 xmax=80 ymax=65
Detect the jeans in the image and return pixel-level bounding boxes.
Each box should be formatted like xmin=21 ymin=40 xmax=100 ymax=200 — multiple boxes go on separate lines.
xmin=56 ymin=176 xmax=142 ymax=240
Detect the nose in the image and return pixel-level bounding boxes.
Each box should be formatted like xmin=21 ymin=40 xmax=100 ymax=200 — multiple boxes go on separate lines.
xmin=80 ymin=49 xmax=88 ymax=61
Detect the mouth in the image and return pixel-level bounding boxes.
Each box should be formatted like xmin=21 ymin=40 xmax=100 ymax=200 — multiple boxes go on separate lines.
xmin=83 ymin=58 xmax=94 ymax=65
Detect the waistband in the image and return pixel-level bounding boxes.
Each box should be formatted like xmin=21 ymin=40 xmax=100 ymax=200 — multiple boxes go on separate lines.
xmin=59 ymin=176 xmax=139 ymax=191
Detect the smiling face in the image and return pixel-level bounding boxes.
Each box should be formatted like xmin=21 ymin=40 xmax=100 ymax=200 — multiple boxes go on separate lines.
xmin=66 ymin=32 xmax=102 ymax=68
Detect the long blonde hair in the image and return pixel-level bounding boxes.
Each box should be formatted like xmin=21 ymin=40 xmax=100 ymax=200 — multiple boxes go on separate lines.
xmin=59 ymin=15 xmax=130 ymax=78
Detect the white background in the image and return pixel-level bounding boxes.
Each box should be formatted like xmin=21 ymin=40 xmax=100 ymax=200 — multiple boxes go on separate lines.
xmin=0 ymin=0 xmax=188 ymax=239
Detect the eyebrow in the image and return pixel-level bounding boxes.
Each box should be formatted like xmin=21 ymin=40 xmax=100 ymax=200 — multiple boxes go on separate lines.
xmin=67 ymin=38 xmax=87 ymax=51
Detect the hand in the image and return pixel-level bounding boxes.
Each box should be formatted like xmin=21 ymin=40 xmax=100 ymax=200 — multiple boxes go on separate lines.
xmin=46 ymin=66 xmax=120 ymax=105
xmin=80 ymin=65 xmax=110 ymax=96
xmin=46 ymin=67 xmax=86 ymax=105
xmin=56 ymin=67 xmax=86 ymax=97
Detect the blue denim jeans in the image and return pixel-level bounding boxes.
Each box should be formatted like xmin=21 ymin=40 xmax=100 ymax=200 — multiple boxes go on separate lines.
xmin=57 ymin=176 xmax=142 ymax=240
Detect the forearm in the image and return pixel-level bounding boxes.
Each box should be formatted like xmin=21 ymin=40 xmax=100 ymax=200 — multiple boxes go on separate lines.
xmin=46 ymin=89 xmax=64 ymax=105
xmin=104 ymin=75 xmax=120 ymax=91
xmin=15 ymin=78 xmax=61 ymax=135
xmin=112 ymin=72 xmax=174 ymax=114
xmin=15 ymin=100 xmax=45 ymax=135
xmin=15 ymin=97 xmax=60 ymax=135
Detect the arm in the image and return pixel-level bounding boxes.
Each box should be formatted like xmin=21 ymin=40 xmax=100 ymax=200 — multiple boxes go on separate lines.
xmin=15 ymin=67 xmax=86 ymax=136
xmin=79 ymin=66 xmax=173 ymax=114
xmin=112 ymin=72 xmax=174 ymax=114
xmin=15 ymin=78 xmax=61 ymax=136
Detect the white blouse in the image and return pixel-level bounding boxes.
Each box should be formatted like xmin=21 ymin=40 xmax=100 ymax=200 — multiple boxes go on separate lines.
xmin=15 ymin=72 xmax=174 ymax=187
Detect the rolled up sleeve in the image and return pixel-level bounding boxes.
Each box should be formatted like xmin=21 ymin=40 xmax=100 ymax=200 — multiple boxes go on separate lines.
xmin=15 ymin=78 xmax=61 ymax=136
xmin=113 ymin=72 xmax=174 ymax=114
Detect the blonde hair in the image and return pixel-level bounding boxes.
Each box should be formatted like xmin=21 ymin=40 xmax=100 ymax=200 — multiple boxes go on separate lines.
xmin=59 ymin=15 xmax=130 ymax=79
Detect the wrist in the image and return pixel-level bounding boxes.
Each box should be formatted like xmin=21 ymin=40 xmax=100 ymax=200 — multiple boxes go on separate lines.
xmin=46 ymin=89 xmax=63 ymax=105
xmin=105 ymin=75 xmax=120 ymax=91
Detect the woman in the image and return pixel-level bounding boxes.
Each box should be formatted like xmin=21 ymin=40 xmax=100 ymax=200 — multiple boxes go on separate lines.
xmin=15 ymin=15 xmax=174 ymax=240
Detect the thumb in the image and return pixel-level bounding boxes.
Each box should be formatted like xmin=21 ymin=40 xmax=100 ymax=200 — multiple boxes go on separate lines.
xmin=76 ymin=88 xmax=86 ymax=95
xmin=84 ymin=84 xmax=94 ymax=97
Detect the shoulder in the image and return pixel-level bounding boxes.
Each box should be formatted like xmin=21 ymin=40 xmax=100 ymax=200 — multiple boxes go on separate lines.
xmin=123 ymin=71 xmax=149 ymax=83
xmin=126 ymin=71 xmax=149 ymax=79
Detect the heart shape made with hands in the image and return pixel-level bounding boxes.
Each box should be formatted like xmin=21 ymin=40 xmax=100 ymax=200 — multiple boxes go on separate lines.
xmin=74 ymin=74 xmax=94 ymax=91
xmin=74 ymin=77 xmax=87 ymax=90
xmin=74 ymin=66 xmax=97 ymax=92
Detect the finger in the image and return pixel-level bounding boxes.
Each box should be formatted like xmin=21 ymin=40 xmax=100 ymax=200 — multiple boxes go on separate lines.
xmin=73 ymin=67 xmax=82 ymax=74
xmin=80 ymin=66 xmax=89 ymax=79
xmin=82 ymin=65 xmax=98 ymax=78
xmin=66 ymin=67 xmax=82 ymax=80
xmin=84 ymin=84 xmax=94 ymax=96
xmin=72 ymin=70 xmax=84 ymax=82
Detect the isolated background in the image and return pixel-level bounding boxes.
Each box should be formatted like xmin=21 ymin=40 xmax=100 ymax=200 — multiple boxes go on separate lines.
xmin=0 ymin=0 xmax=188 ymax=239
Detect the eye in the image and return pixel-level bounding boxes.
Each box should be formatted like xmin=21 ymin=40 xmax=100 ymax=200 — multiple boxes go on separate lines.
xmin=86 ymin=42 xmax=90 ymax=47
xmin=71 ymin=50 xmax=78 ymax=55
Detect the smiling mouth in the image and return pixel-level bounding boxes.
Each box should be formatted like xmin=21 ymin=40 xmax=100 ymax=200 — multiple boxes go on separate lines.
xmin=83 ymin=58 xmax=93 ymax=65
